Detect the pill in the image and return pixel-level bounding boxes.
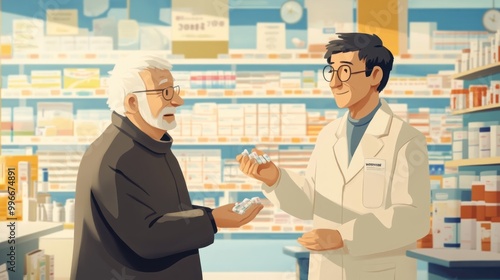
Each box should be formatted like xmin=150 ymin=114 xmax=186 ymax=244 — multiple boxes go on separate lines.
xmin=258 ymin=155 xmax=267 ymax=163
xmin=263 ymin=154 xmax=271 ymax=162
xmin=251 ymin=197 xmax=261 ymax=204
xmin=251 ymin=152 xmax=263 ymax=164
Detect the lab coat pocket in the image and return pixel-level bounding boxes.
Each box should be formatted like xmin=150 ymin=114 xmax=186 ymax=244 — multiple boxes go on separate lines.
xmin=360 ymin=262 xmax=396 ymax=280
xmin=362 ymin=158 xmax=386 ymax=208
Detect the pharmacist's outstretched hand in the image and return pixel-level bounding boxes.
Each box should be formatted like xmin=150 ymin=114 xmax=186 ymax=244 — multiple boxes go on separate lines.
xmin=212 ymin=203 xmax=264 ymax=228
xmin=235 ymin=148 xmax=280 ymax=186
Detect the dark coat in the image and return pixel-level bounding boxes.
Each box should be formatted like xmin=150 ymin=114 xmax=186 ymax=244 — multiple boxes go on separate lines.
xmin=71 ymin=112 xmax=217 ymax=280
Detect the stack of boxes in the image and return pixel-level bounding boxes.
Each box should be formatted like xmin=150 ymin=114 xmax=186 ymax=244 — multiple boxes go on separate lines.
xmin=36 ymin=149 xmax=84 ymax=191
xmin=173 ymin=149 xmax=222 ymax=189
xmin=456 ymin=30 xmax=500 ymax=73
xmin=450 ymin=81 xmax=500 ymax=111
xmin=189 ymin=71 xmax=237 ymax=89
xmin=432 ymin=188 xmax=471 ymax=248
xmin=452 ymin=121 xmax=500 ymax=160
xmin=176 ymin=103 xmax=312 ymax=138
xmin=408 ymin=21 xmax=489 ymax=51
xmin=388 ymin=105 xmax=463 ymax=144
xmin=438 ymin=169 xmax=500 ymax=253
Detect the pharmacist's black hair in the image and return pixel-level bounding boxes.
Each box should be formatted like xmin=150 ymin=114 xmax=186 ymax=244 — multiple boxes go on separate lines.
xmin=324 ymin=33 xmax=394 ymax=92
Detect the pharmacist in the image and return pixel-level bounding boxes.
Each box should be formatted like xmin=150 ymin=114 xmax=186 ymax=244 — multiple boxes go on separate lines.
xmin=237 ymin=33 xmax=430 ymax=280
xmin=71 ymin=54 xmax=263 ymax=279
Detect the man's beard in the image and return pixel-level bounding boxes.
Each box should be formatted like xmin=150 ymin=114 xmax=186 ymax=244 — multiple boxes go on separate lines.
xmin=136 ymin=94 xmax=177 ymax=131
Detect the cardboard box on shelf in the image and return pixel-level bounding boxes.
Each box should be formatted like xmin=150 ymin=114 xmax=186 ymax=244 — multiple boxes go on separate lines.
xmin=13 ymin=107 xmax=35 ymax=136
xmin=31 ymin=70 xmax=62 ymax=88
xmin=37 ymin=103 xmax=74 ymax=136
xmin=0 ymin=35 xmax=12 ymax=58
xmin=1 ymin=107 xmax=12 ymax=136
xmin=63 ymin=68 xmax=100 ymax=88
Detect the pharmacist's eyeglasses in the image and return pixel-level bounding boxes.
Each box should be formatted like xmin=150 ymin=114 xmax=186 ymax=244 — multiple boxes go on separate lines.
xmin=132 ymin=85 xmax=180 ymax=101
xmin=322 ymin=65 xmax=372 ymax=82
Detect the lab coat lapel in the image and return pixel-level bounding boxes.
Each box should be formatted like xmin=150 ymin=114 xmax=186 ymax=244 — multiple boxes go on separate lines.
xmin=344 ymin=99 xmax=393 ymax=184
xmin=333 ymin=113 xmax=349 ymax=184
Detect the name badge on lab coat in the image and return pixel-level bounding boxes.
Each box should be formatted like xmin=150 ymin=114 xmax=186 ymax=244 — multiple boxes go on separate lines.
xmin=363 ymin=158 xmax=386 ymax=208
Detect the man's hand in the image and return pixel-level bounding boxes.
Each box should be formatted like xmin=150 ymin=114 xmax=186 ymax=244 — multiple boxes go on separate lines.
xmin=212 ymin=203 xmax=264 ymax=228
xmin=236 ymin=148 xmax=280 ymax=186
xmin=297 ymin=229 xmax=344 ymax=251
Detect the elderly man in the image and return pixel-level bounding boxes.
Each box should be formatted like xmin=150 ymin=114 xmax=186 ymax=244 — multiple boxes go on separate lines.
xmin=71 ymin=54 xmax=263 ymax=279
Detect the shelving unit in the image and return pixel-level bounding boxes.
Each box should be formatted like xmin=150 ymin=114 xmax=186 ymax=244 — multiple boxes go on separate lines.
xmin=0 ymin=135 xmax=452 ymax=146
xmin=1 ymin=56 xmax=457 ymax=66
xmin=445 ymin=157 xmax=500 ymax=167
xmin=1 ymin=48 xmax=456 ymax=241
xmin=0 ymin=87 xmax=452 ymax=100
xmin=451 ymin=103 xmax=500 ymax=115
xmin=447 ymin=59 xmax=500 ymax=170
xmin=451 ymin=62 xmax=500 ymax=80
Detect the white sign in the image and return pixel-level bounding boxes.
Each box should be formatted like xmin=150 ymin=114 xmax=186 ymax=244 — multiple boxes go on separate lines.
xmin=257 ymin=23 xmax=285 ymax=51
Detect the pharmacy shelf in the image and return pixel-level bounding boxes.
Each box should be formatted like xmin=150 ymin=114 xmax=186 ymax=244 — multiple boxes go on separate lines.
xmin=452 ymin=62 xmax=500 ymax=80
xmin=406 ymin=49 xmax=462 ymax=54
xmin=451 ymin=102 xmax=500 ymax=115
xmin=444 ymin=157 xmax=500 ymax=167
xmin=1 ymin=136 xmax=453 ymax=146
xmin=2 ymin=57 xmax=456 ymax=65
xmin=1 ymin=135 xmax=319 ymax=145
xmin=0 ymin=87 xmax=452 ymax=99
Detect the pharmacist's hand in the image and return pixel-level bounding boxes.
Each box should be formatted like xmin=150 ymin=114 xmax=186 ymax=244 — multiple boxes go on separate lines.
xmin=212 ymin=203 xmax=264 ymax=228
xmin=297 ymin=229 xmax=344 ymax=251
xmin=235 ymin=148 xmax=280 ymax=186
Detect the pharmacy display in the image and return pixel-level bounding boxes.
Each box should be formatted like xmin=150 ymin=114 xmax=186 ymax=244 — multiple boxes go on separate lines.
xmin=2 ymin=2 xmax=500 ymax=280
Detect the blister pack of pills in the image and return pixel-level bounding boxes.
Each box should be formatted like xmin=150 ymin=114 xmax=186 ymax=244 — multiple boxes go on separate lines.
xmin=241 ymin=149 xmax=271 ymax=164
xmin=232 ymin=196 xmax=262 ymax=214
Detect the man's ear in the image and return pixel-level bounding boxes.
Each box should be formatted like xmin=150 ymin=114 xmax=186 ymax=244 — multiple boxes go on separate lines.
xmin=370 ymin=66 xmax=383 ymax=87
xmin=124 ymin=94 xmax=139 ymax=114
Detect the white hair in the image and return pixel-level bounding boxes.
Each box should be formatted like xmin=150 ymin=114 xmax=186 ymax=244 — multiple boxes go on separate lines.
xmin=107 ymin=54 xmax=173 ymax=116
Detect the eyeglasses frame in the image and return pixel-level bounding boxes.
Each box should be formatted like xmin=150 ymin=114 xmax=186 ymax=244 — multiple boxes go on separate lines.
xmin=322 ymin=65 xmax=373 ymax=82
xmin=131 ymin=85 xmax=181 ymax=101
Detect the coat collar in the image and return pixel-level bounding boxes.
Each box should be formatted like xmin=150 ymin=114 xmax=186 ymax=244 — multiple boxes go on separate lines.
xmin=333 ymin=99 xmax=393 ymax=184
xmin=111 ymin=111 xmax=173 ymax=154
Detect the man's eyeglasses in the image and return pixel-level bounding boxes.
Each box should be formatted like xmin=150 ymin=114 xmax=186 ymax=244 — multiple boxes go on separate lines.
xmin=132 ymin=85 xmax=180 ymax=101
xmin=322 ymin=65 xmax=372 ymax=82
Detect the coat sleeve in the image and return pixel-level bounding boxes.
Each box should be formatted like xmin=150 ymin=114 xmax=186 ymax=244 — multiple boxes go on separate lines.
xmin=337 ymin=134 xmax=431 ymax=257
xmin=260 ymin=144 xmax=319 ymax=220
xmin=91 ymin=165 xmax=217 ymax=260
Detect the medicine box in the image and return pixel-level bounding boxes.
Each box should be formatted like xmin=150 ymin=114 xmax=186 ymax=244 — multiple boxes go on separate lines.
xmin=63 ymin=68 xmax=100 ymax=88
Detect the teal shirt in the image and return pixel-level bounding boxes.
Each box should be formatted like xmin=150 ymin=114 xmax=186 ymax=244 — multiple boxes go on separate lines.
xmin=346 ymin=101 xmax=382 ymax=165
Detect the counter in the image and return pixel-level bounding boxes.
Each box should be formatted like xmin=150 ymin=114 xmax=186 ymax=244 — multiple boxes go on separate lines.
xmin=1 ymin=222 xmax=63 ymax=280
xmin=406 ymin=248 xmax=500 ymax=280
xmin=283 ymin=246 xmax=310 ymax=280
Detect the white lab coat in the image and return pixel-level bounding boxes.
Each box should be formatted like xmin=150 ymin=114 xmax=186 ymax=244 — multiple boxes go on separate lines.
xmin=262 ymin=99 xmax=430 ymax=280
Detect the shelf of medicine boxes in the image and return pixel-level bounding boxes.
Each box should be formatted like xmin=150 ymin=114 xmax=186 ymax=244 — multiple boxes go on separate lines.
xmin=0 ymin=135 xmax=453 ymax=146
xmin=0 ymin=57 xmax=458 ymax=66
xmin=450 ymin=62 xmax=500 ymax=114
xmin=451 ymin=62 xmax=500 ymax=80
xmin=445 ymin=59 xmax=500 ymax=167
xmin=445 ymin=157 xmax=500 ymax=168
xmin=0 ymin=88 xmax=453 ymax=99
xmin=451 ymin=102 xmax=500 ymax=115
